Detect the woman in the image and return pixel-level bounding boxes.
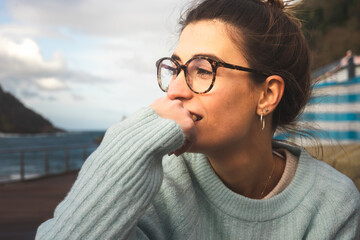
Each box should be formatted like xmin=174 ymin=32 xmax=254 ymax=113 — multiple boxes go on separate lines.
xmin=36 ymin=0 xmax=360 ymax=239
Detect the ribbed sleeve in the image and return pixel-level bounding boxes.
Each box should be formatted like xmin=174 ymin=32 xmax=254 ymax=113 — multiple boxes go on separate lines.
xmin=35 ymin=107 xmax=184 ymax=240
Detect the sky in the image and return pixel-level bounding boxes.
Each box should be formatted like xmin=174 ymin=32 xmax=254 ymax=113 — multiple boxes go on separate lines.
xmin=0 ymin=0 xmax=192 ymax=131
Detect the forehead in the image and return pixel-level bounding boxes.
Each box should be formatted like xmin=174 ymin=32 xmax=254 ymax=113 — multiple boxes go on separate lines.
xmin=175 ymin=20 xmax=247 ymax=66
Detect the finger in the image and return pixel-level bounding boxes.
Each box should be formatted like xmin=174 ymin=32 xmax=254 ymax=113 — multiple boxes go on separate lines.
xmin=174 ymin=139 xmax=193 ymax=156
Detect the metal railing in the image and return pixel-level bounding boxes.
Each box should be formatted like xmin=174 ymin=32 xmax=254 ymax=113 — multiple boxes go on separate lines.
xmin=0 ymin=144 xmax=98 ymax=183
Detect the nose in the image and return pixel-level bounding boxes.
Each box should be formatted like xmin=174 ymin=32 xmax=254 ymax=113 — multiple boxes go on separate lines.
xmin=166 ymin=70 xmax=193 ymax=100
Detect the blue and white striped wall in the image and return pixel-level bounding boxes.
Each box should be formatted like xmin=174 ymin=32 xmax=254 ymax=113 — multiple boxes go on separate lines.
xmin=300 ymin=75 xmax=360 ymax=144
xmin=276 ymin=55 xmax=360 ymax=145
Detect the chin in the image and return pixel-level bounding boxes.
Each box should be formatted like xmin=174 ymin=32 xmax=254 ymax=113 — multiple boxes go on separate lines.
xmin=186 ymin=142 xmax=214 ymax=155
xmin=185 ymin=144 xmax=203 ymax=154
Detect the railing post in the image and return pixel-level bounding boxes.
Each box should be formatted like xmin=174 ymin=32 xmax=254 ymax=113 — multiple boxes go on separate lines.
xmin=45 ymin=150 xmax=49 ymax=175
xmin=20 ymin=151 xmax=25 ymax=181
xmin=1 ymin=144 xmax=96 ymax=183
xmin=83 ymin=146 xmax=87 ymax=162
xmin=65 ymin=148 xmax=70 ymax=172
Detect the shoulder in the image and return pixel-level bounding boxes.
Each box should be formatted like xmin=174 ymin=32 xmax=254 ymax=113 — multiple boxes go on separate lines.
xmin=274 ymin=141 xmax=360 ymax=235
xmin=298 ymin=148 xmax=360 ymax=237
xmin=305 ymin=151 xmax=360 ymax=206
xmin=274 ymin=141 xmax=359 ymax=203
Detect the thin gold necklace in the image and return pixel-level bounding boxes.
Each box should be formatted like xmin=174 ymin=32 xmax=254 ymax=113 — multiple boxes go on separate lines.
xmin=260 ymin=154 xmax=277 ymax=199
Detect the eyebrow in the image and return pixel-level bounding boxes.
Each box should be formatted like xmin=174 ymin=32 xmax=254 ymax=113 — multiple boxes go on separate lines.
xmin=171 ymin=54 xmax=182 ymax=63
xmin=171 ymin=53 xmax=225 ymax=64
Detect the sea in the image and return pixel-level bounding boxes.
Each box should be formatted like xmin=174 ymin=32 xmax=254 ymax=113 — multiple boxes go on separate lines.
xmin=0 ymin=131 xmax=105 ymax=183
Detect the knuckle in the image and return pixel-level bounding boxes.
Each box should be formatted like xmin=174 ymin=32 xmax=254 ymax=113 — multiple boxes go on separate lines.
xmin=183 ymin=118 xmax=194 ymax=130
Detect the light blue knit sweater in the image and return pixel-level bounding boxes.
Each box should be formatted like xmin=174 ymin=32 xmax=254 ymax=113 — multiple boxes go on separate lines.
xmin=36 ymin=107 xmax=360 ymax=240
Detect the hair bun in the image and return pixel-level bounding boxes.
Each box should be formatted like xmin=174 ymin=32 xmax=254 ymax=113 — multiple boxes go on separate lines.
xmin=266 ymin=0 xmax=285 ymax=10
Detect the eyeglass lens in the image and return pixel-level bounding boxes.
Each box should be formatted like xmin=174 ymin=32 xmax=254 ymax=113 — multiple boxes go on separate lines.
xmin=157 ymin=58 xmax=214 ymax=93
xmin=157 ymin=59 xmax=176 ymax=92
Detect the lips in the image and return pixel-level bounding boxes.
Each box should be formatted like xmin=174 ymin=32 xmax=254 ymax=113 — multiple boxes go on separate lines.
xmin=191 ymin=113 xmax=203 ymax=122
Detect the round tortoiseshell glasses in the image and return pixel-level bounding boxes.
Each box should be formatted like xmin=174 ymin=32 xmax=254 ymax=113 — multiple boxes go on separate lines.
xmin=156 ymin=56 xmax=269 ymax=94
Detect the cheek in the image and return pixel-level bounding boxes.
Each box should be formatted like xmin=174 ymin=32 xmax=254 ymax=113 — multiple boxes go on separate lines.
xmin=192 ymin=88 xmax=258 ymax=152
xmin=206 ymin=85 xmax=258 ymax=132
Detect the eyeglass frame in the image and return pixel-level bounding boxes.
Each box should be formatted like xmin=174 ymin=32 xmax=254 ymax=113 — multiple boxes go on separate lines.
xmin=156 ymin=56 xmax=269 ymax=94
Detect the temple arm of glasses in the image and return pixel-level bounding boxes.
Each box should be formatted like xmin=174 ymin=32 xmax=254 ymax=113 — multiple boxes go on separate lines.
xmin=219 ymin=62 xmax=268 ymax=77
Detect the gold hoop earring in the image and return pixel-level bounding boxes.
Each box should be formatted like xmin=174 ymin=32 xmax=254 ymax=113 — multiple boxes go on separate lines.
xmin=260 ymin=108 xmax=269 ymax=131
xmin=260 ymin=112 xmax=265 ymax=130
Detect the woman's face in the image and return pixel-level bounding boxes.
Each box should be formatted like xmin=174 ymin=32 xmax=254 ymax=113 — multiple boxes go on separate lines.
xmin=168 ymin=20 xmax=263 ymax=155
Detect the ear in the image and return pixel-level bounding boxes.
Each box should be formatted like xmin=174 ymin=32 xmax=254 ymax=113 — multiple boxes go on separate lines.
xmin=256 ymin=75 xmax=284 ymax=116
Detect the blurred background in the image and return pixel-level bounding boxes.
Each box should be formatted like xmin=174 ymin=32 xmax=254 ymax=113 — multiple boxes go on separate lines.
xmin=0 ymin=0 xmax=359 ymax=239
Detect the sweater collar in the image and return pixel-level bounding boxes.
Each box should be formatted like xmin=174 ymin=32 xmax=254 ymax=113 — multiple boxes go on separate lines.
xmin=184 ymin=142 xmax=316 ymax=222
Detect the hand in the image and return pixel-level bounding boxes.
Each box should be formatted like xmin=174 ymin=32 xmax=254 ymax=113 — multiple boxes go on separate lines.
xmin=151 ymin=97 xmax=196 ymax=156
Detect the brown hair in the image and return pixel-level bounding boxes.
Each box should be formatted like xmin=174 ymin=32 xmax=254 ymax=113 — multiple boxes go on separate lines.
xmin=179 ymin=0 xmax=312 ymax=133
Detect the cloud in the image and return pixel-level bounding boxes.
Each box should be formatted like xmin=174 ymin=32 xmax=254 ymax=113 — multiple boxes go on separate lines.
xmin=36 ymin=77 xmax=67 ymax=91
xmin=0 ymin=36 xmax=63 ymax=95
xmin=3 ymin=0 xmax=187 ymax=77
xmin=0 ymin=36 xmax=109 ymax=99
xmin=0 ymin=0 xmax=193 ymax=130
xmin=20 ymin=89 xmax=57 ymax=101
xmin=0 ymin=37 xmax=64 ymax=75
xmin=0 ymin=24 xmax=47 ymax=39
xmin=1 ymin=0 xmax=191 ymax=87
xmin=7 ymin=0 xmax=187 ymax=37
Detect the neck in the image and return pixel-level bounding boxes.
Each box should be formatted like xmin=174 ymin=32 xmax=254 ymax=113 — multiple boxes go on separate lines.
xmin=206 ymin=138 xmax=284 ymax=199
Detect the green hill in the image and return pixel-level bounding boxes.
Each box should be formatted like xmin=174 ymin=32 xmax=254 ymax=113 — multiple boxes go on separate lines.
xmin=295 ymin=0 xmax=360 ymax=70
xmin=0 ymin=85 xmax=63 ymax=134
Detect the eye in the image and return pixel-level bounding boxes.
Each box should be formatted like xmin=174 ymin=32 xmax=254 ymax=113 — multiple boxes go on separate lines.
xmin=196 ymin=67 xmax=212 ymax=75
xmin=161 ymin=64 xmax=177 ymax=74
xmin=188 ymin=58 xmax=213 ymax=80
